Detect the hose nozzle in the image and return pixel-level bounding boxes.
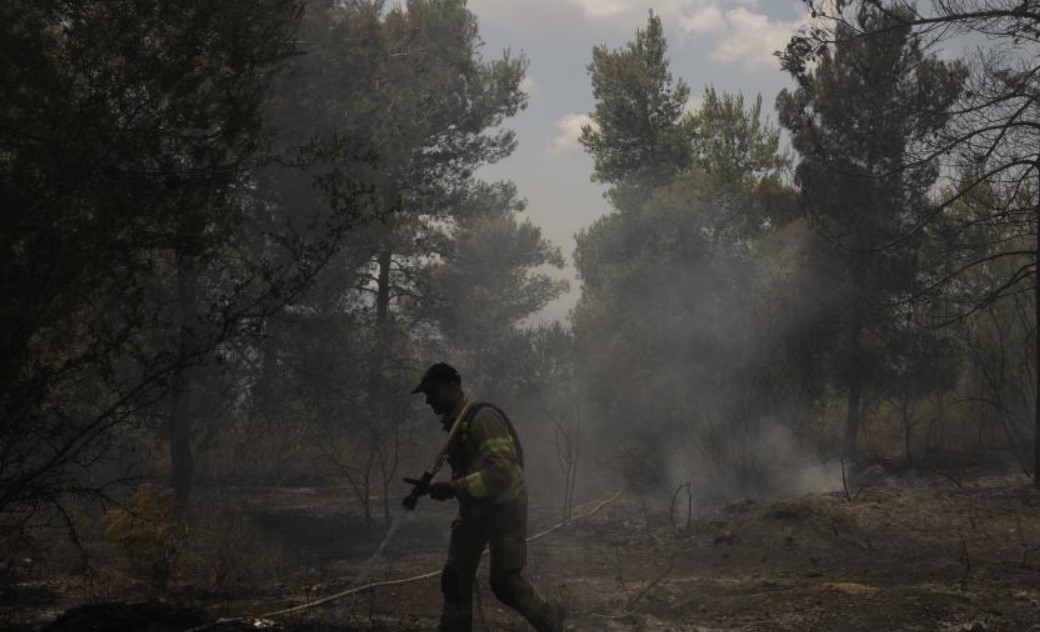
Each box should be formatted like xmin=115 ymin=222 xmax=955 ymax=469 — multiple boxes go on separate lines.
xmin=402 ymin=471 xmax=434 ymax=511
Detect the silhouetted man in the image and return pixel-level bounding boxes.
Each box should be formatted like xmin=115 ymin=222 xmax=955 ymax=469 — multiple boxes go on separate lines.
xmin=411 ymin=362 xmax=565 ymax=632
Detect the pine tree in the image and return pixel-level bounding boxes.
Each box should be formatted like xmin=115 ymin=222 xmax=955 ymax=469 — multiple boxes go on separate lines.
xmin=777 ymin=2 xmax=965 ymax=463
xmin=579 ymin=11 xmax=694 ymax=213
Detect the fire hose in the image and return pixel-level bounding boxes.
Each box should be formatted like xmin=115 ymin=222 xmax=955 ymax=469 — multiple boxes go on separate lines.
xmin=181 ymin=489 xmax=625 ymax=631
xmin=401 ymin=399 xmax=475 ymax=510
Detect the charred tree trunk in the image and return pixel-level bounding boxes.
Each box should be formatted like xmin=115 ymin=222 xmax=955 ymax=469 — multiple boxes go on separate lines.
xmin=902 ymin=394 xmax=914 ymax=467
xmin=376 ymin=250 xmax=392 ymax=330
xmin=170 ymin=251 xmax=198 ymax=503
xmin=373 ymin=249 xmax=393 ymax=524
xmin=1034 ymin=194 xmax=1039 ymax=490
xmin=843 ymin=315 xmax=864 ymax=465
xmin=252 ymin=325 xmax=280 ymax=425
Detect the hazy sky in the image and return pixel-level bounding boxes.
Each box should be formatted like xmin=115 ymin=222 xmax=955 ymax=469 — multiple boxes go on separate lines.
xmin=467 ymin=0 xmax=811 ymax=322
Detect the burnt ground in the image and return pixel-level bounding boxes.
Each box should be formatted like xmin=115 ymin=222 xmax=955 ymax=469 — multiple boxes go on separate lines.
xmin=3 ymin=472 xmax=1040 ymax=632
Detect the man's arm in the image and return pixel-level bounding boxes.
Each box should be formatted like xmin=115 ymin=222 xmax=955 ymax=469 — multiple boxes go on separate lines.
xmin=451 ymin=407 xmax=521 ymax=502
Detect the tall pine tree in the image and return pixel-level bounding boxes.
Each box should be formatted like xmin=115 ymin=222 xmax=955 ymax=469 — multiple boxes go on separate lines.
xmin=777 ymin=2 xmax=965 ymax=463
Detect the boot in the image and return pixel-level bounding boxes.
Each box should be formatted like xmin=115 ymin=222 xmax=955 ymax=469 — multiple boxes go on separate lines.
xmin=437 ymin=602 xmax=472 ymax=632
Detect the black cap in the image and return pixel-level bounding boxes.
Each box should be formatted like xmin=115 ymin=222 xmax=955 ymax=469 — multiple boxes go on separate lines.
xmin=410 ymin=362 xmax=461 ymax=394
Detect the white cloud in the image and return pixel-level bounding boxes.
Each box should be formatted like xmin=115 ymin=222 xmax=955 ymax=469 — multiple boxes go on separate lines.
xmin=568 ymin=0 xmax=633 ymax=19
xmin=469 ymin=0 xmax=765 ymax=31
xmin=707 ymin=7 xmax=801 ymax=70
xmin=548 ymin=113 xmax=596 ymax=155
xmin=469 ymin=0 xmax=805 ymax=71
xmin=680 ymin=5 xmax=725 ymax=34
xmin=466 ymin=0 xmax=584 ymax=30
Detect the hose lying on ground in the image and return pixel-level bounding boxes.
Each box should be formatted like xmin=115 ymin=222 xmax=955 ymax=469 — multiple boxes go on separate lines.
xmin=183 ymin=488 xmax=626 ymax=631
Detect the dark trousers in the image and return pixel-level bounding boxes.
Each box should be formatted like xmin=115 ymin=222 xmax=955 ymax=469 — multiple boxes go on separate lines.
xmin=439 ymin=498 xmax=552 ymax=632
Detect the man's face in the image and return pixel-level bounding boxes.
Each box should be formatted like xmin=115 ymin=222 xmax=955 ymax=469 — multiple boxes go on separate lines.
xmin=424 ymin=382 xmax=454 ymax=416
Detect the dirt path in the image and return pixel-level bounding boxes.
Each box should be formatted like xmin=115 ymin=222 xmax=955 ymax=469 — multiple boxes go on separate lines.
xmin=269 ymin=474 xmax=1040 ymax=631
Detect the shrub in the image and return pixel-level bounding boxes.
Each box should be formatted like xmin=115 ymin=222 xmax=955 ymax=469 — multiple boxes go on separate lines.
xmin=181 ymin=503 xmax=284 ymax=590
xmin=100 ymin=486 xmax=184 ymax=590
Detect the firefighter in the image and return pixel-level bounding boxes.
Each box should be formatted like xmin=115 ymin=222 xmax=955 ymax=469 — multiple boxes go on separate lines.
xmin=410 ymin=362 xmax=566 ymax=632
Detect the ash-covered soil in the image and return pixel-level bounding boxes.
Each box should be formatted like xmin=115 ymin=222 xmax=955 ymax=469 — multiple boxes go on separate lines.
xmin=5 ymin=472 xmax=1040 ymax=632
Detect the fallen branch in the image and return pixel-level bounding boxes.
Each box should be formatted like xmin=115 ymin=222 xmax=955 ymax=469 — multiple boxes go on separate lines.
xmin=625 ymin=554 xmax=675 ymax=610
xmin=183 ymin=488 xmax=626 ymax=631
xmin=527 ymin=488 xmax=625 ymax=542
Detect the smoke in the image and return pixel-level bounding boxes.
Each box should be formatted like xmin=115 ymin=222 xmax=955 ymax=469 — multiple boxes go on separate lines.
xmin=562 ymin=202 xmax=848 ymax=507
xmin=653 ymin=416 xmax=844 ymax=506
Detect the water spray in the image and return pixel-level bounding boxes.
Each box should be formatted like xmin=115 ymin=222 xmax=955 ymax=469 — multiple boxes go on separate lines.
xmin=346 ymin=400 xmax=476 ymax=613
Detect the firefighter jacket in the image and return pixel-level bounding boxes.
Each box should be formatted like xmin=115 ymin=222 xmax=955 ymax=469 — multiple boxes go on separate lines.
xmin=443 ymin=398 xmax=526 ymax=515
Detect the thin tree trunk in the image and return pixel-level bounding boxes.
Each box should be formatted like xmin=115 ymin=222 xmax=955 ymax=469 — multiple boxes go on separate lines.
xmin=365 ymin=250 xmax=393 ymax=525
xmin=376 ymin=250 xmax=392 ymax=329
xmin=253 ymin=327 xmax=279 ymax=424
xmin=362 ymin=442 xmax=375 ymax=527
xmin=843 ymin=316 xmax=864 ymax=465
xmin=902 ymin=395 xmax=913 ymax=467
xmin=171 ymin=251 xmax=198 ymax=503
xmin=1034 ymin=195 xmax=1039 ymax=489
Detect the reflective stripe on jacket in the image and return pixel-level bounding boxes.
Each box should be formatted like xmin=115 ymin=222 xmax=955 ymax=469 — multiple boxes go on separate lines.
xmin=448 ymin=402 xmax=526 ymax=505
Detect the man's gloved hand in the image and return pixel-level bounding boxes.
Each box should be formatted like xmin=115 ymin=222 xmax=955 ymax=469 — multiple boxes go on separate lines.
xmin=428 ymin=481 xmax=456 ymax=501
